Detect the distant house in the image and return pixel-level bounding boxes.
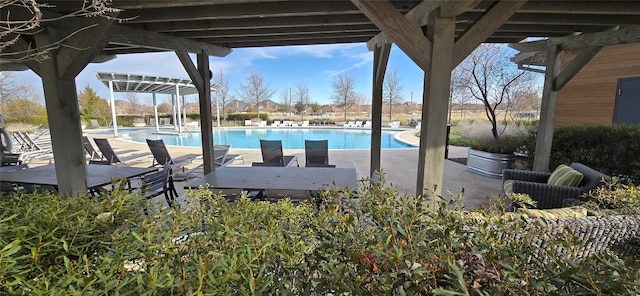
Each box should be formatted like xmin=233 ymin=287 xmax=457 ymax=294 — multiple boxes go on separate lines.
xmin=225 ymin=99 xmax=250 ymax=113
xmin=513 ymin=43 xmax=640 ymax=125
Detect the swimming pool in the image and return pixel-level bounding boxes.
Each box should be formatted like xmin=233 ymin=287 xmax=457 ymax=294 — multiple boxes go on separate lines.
xmin=123 ymin=128 xmax=413 ymax=149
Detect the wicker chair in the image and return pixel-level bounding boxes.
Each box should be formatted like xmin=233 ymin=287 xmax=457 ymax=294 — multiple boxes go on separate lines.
xmin=502 ymin=162 xmax=611 ymax=209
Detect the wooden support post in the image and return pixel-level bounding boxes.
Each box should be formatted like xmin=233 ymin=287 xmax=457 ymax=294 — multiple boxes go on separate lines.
xmin=416 ymin=13 xmax=456 ymax=200
xmin=177 ymin=50 xmax=214 ymax=174
xmin=370 ymin=43 xmax=391 ymax=177
xmin=533 ymin=45 xmax=562 ymax=171
xmin=197 ymin=51 xmax=215 ymax=175
xmin=34 ymin=32 xmax=87 ymax=196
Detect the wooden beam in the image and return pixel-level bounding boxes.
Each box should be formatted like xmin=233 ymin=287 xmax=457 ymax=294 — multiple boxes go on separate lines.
xmin=554 ymin=46 xmax=602 ymax=91
xmin=352 ymin=0 xmax=431 ymax=72
xmin=176 ymin=51 xmax=205 ymax=93
xmin=509 ymin=27 xmax=640 ymax=52
xmin=533 ymin=46 xmax=562 ymax=171
xmin=174 ymin=24 xmax=379 ymax=39
xmin=34 ymin=31 xmax=87 ymax=196
xmin=366 ymin=0 xmax=442 ymax=50
xmin=119 ymin=1 xmax=361 ymax=23
xmin=57 ymin=13 xmax=118 ymax=79
xmin=370 ymin=43 xmax=391 ymax=177
xmin=2 ymin=35 xmax=41 ymax=73
xmin=453 ymin=0 xmax=527 ymax=67
xmin=440 ymin=0 xmax=480 ymax=17
xmin=139 ymin=14 xmax=372 ymax=32
xmin=416 ymin=13 xmax=456 ymax=200
xmin=197 ymin=51 xmax=216 ymax=175
xmin=104 ymin=24 xmax=232 ymax=57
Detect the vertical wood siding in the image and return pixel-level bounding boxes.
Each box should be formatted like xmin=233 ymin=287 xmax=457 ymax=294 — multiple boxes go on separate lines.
xmin=556 ymin=44 xmax=640 ymax=125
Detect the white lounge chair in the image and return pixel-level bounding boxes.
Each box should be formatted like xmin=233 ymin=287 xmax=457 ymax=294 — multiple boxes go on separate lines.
xmin=271 ymin=120 xmax=281 ymax=127
xmin=301 ymin=120 xmax=309 ymax=127
xmin=244 ymin=120 xmax=252 ymax=126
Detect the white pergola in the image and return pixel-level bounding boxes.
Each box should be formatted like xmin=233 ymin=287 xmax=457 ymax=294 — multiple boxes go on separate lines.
xmin=95 ymin=72 xmax=224 ymax=136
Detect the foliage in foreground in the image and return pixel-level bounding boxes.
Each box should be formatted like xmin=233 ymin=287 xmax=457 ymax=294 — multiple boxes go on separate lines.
xmin=1 ymin=183 xmax=639 ymax=295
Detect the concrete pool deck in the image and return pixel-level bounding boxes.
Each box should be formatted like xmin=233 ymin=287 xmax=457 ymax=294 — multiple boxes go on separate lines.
xmin=84 ymin=128 xmax=502 ymax=210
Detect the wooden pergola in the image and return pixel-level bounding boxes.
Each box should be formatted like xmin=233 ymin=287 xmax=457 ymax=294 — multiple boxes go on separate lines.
xmin=1 ymin=1 xmax=639 ymax=197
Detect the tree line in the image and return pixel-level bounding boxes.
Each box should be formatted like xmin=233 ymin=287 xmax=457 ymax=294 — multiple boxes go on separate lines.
xmin=2 ymin=44 xmax=540 ymax=137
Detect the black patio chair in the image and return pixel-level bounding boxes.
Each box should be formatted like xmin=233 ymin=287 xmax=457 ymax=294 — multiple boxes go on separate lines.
xmin=304 ymin=139 xmax=335 ymax=167
xmin=252 ymin=139 xmax=297 ymax=167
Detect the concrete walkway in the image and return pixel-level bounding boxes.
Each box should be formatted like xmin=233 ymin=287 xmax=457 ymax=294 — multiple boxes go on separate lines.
xmin=85 ymin=128 xmax=501 ymax=210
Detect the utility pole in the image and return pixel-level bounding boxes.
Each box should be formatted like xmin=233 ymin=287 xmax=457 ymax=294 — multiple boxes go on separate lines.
xmin=410 ymin=91 xmax=413 ymax=119
xmin=288 ymin=87 xmax=292 ymax=117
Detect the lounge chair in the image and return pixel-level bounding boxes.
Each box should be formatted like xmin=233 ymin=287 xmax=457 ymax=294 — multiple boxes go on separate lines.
xmin=301 ymin=120 xmax=309 ymax=127
xmin=146 ymin=139 xmax=202 ymax=168
xmin=83 ymin=136 xmax=103 ymax=161
xmin=213 ymin=144 xmax=242 ymax=167
xmin=146 ymin=139 xmax=204 ymax=182
xmin=271 ymin=120 xmax=281 ymax=127
xmin=94 ymin=138 xmax=152 ymax=165
xmin=83 ymin=136 xmax=141 ymax=162
xmin=252 ymin=139 xmax=297 ymax=167
xmin=304 ymin=139 xmax=335 ymax=167
xmin=90 ymin=119 xmax=103 ymax=129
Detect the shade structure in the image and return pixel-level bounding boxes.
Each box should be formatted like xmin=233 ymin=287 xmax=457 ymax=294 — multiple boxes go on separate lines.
xmin=95 ymin=72 xmax=224 ymax=135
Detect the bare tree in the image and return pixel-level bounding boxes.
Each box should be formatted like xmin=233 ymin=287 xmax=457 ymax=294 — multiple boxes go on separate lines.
xmin=331 ymin=72 xmax=356 ymax=121
xmin=508 ymin=88 xmax=541 ymax=120
xmin=351 ymin=92 xmax=370 ymax=113
xmin=0 ymin=72 xmax=39 ymax=105
xmin=123 ymin=93 xmax=143 ymax=115
xmin=157 ymin=101 xmax=172 ymax=114
xmin=1 ymin=1 xmax=122 ymax=63
xmin=237 ymin=71 xmax=274 ymax=115
xmin=278 ymin=88 xmax=292 ymax=116
xmin=213 ymin=70 xmax=230 ymax=119
xmin=383 ymin=69 xmax=403 ymax=120
xmin=293 ymin=81 xmax=310 ymax=120
xmin=454 ymin=44 xmax=535 ymax=140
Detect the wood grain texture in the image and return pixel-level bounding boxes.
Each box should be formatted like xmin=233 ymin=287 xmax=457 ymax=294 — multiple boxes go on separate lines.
xmin=556 ymin=44 xmax=640 ymax=125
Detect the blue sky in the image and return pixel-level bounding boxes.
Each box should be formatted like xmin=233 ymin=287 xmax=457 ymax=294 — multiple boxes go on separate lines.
xmin=12 ymin=43 xmax=429 ymax=106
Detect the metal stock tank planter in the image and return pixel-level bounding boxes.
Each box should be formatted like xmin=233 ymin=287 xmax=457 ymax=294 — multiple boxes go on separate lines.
xmin=466 ymin=134 xmax=525 ymax=178
xmin=466 ymin=148 xmax=516 ymax=178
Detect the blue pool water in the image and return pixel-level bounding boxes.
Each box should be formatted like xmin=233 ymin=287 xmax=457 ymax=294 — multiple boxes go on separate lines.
xmin=123 ymin=128 xmax=412 ymax=149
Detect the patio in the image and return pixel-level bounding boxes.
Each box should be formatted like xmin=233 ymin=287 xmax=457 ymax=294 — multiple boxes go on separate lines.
xmin=71 ymin=131 xmax=501 ymax=210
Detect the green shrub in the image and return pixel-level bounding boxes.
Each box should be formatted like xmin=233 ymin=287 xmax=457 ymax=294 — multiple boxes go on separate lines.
xmin=470 ymin=133 xmax=527 ymax=154
xmin=1 ymin=182 xmax=639 ymax=294
xmin=582 ymin=181 xmax=640 ymax=215
xmin=226 ymin=113 xmax=269 ymax=122
xmin=523 ymin=125 xmax=640 ymax=183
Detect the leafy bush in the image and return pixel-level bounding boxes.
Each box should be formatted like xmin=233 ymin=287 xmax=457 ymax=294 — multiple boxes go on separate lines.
xmin=226 ymin=113 xmax=269 ymax=122
xmin=582 ymin=181 xmax=640 ymax=215
xmin=523 ymin=125 xmax=640 ymax=183
xmin=470 ymin=133 xmax=527 ymax=154
xmin=1 ymin=183 xmax=639 ymax=294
